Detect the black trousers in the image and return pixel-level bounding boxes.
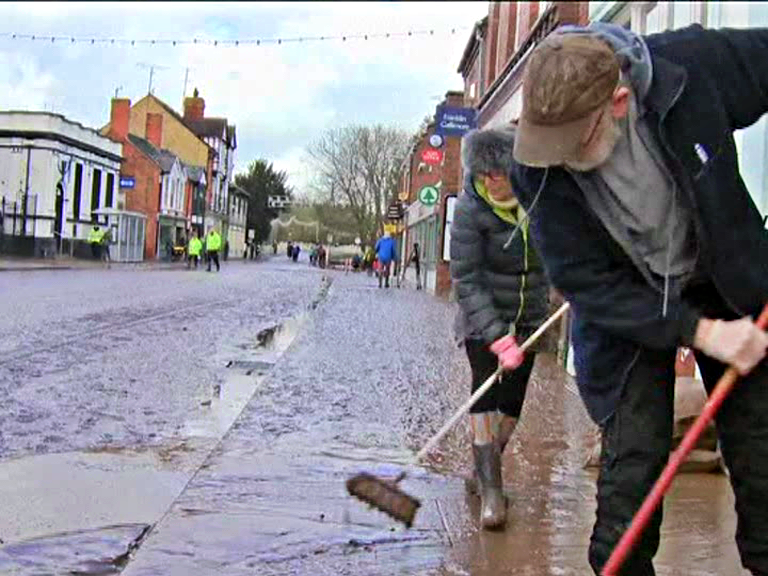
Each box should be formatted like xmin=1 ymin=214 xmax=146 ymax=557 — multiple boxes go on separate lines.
xmin=465 ymin=338 xmax=535 ymax=418
xmin=207 ymin=251 xmax=220 ymax=271
xmin=188 ymin=255 xmax=199 ymax=268
xmin=589 ymin=283 xmax=768 ymax=575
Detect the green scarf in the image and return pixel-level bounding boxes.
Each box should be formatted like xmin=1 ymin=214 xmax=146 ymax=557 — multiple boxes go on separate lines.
xmin=473 ymin=177 xmax=526 ymax=226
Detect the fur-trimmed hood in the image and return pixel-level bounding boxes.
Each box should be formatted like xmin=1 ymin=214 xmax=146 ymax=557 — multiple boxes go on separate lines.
xmin=461 ymin=125 xmax=517 ymax=178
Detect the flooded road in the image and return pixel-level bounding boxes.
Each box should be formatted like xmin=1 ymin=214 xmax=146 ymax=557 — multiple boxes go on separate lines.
xmin=0 ymin=260 xmax=750 ymax=574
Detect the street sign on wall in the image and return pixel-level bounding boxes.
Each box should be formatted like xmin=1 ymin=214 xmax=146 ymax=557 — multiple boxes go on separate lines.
xmin=119 ymin=176 xmax=136 ymax=189
xmin=421 ymin=149 xmax=443 ymax=165
xmin=418 ymin=185 xmax=439 ymax=207
xmin=435 ymin=105 xmax=477 ymax=137
xmin=387 ymin=201 xmax=404 ymax=220
xmin=268 ymin=196 xmax=292 ymax=208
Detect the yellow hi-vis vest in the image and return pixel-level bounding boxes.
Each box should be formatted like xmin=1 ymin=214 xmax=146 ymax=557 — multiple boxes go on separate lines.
xmin=188 ymin=237 xmax=203 ymax=256
xmin=88 ymin=228 xmax=102 ymax=244
xmin=206 ymin=232 xmax=222 ymax=252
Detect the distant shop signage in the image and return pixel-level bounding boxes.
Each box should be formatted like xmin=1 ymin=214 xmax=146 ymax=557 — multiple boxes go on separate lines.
xmin=421 ymin=149 xmax=443 ymax=165
xmin=435 ymin=105 xmax=477 ymax=137
xmin=387 ymin=201 xmax=404 ymax=220
xmin=419 ymin=185 xmax=439 ymax=207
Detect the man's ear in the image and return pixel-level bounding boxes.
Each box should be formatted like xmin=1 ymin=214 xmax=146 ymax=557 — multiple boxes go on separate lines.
xmin=611 ymin=86 xmax=631 ymax=119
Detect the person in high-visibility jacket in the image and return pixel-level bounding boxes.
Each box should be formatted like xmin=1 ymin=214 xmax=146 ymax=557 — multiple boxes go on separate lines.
xmin=88 ymin=226 xmax=103 ymax=260
xmin=205 ymin=228 xmax=222 ymax=272
xmin=187 ymin=230 xmax=203 ymax=269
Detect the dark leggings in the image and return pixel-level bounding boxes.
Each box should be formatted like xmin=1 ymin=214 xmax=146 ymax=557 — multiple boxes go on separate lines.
xmin=207 ymin=251 xmax=220 ymax=270
xmin=465 ymin=338 xmax=535 ymax=417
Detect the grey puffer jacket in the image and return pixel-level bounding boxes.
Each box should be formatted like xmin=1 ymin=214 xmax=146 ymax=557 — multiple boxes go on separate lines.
xmin=450 ymin=127 xmax=549 ymax=346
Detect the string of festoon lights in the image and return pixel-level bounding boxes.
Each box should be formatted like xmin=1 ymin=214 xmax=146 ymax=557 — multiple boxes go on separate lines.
xmin=0 ymin=26 xmax=472 ymax=47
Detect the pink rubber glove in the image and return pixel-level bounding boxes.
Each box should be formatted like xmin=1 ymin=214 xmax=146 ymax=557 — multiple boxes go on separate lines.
xmin=490 ymin=335 xmax=524 ymax=370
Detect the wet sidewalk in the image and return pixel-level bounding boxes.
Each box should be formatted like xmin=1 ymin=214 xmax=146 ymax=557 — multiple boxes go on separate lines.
xmin=0 ymin=255 xmax=263 ymax=272
xmin=120 ymin=271 xmax=746 ymax=575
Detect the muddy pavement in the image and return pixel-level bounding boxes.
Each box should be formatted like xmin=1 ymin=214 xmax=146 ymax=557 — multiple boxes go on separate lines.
xmin=117 ymin=269 xmax=746 ymax=576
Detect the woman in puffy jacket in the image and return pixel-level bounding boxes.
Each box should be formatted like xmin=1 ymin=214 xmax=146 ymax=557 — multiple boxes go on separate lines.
xmin=450 ymin=125 xmax=549 ymax=530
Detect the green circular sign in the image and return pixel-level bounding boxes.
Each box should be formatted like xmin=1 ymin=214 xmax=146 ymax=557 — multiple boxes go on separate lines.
xmin=419 ymin=185 xmax=439 ymax=206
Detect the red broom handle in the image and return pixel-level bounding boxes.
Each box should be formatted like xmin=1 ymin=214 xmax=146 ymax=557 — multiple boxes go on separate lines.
xmin=602 ymin=302 xmax=768 ymax=576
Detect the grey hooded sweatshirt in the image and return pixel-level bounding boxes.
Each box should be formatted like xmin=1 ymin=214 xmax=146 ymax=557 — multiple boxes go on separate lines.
xmin=558 ymin=22 xmax=698 ymax=315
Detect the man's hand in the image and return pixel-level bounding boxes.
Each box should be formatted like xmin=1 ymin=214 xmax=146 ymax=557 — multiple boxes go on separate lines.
xmin=490 ymin=335 xmax=524 ymax=370
xmin=694 ymin=317 xmax=768 ymax=375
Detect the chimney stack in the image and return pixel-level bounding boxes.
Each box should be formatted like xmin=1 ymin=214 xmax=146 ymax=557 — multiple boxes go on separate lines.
xmin=145 ymin=113 xmax=163 ymax=148
xmin=109 ymin=98 xmax=131 ymax=142
xmin=183 ymin=87 xmax=205 ymax=121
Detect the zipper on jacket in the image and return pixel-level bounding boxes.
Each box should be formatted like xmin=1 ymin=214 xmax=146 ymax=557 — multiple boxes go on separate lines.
xmin=656 ymin=80 xmax=745 ymax=317
xmin=513 ymin=211 xmax=529 ymax=330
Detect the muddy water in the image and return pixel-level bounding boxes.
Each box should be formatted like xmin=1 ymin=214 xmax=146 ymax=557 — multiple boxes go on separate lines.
xmin=0 ymin=267 xmax=320 ymax=575
xmin=121 ymin=272 xmax=748 ymax=575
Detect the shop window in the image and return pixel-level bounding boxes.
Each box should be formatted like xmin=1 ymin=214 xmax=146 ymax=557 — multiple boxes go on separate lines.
xmin=671 ymin=1 xmax=700 ymax=29
xmin=72 ymin=163 xmax=83 ymax=219
xmin=91 ymin=168 xmax=101 ymax=222
xmin=105 ymin=173 xmax=114 ymax=208
xmin=443 ymin=196 xmax=456 ymax=261
xmin=645 ymin=3 xmax=664 ymax=34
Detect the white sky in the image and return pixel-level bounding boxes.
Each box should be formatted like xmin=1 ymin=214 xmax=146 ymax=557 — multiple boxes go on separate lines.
xmin=0 ymin=1 xmax=487 ymax=193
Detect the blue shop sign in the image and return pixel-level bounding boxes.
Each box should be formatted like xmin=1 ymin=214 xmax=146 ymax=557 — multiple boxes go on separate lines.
xmin=435 ymin=106 xmax=477 ymax=137
xmin=120 ymin=176 xmax=136 ymax=189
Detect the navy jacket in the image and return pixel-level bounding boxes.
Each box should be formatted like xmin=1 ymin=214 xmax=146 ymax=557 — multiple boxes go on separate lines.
xmin=511 ymin=25 xmax=768 ymax=423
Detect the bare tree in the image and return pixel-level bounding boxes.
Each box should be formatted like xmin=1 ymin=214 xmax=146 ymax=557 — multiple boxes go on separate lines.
xmin=307 ymin=124 xmax=409 ymax=246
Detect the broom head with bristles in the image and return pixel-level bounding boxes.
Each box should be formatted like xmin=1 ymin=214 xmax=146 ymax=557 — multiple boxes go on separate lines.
xmin=346 ymin=472 xmax=421 ymax=528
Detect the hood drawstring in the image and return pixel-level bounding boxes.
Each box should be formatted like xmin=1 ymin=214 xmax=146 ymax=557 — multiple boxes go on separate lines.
xmin=503 ymin=168 xmax=549 ymax=251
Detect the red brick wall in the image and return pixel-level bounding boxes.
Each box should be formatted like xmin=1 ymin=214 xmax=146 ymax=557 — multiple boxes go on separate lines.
xmin=121 ymin=141 xmax=161 ymax=259
xmin=109 ymin=99 xmax=131 ymax=141
xmin=496 ymin=2 xmax=512 ymax=78
xmin=145 ymin=113 xmax=163 ymax=148
xmin=556 ymin=1 xmax=589 ymax=25
xmin=183 ymin=96 xmax=205 ymax=121
xmin=485 ymin=2 xmax=500 ymax=89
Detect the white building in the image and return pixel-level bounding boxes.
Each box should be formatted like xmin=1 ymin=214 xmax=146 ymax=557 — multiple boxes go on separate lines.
xmin=0 ymin=111 xmax=122 ymax=257
xmin=228 ymin=183 xmax=249 ymax=258
xmin=181 ymin=91 xmax=237 ymax=238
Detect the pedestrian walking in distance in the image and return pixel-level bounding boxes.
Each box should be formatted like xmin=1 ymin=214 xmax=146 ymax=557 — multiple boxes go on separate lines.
xmin=187 ymin=230 xmax=202 ymax=269
xmin=511 ymin=22 xmax=768 ymax=574
xmin=205 ymin=227 xmax=222 ymax=272
xmin=374 ymin=230 xmax=397 ymax=288
xmin=403 ymin=242 xmax=422 ymax=290
xmin=100 ymin=226 xmax=112 ymax=268
xmin=450 ymin=125 xmax=549 ymax=530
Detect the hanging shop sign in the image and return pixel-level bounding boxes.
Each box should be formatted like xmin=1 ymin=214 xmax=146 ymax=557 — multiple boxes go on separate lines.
xmin=435 ymin=105 xmax=477 ymax=137
xmin=418 ymin=185 xmax=439 ymax=207
xmin=421 ymin=148 xmax=443 ymax=165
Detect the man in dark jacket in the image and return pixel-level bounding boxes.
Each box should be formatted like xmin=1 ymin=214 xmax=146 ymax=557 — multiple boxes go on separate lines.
xmin=511 ymin=23 xmax=768 ymax=574
xmin=451 ymin=125 xmax=549 ymax=530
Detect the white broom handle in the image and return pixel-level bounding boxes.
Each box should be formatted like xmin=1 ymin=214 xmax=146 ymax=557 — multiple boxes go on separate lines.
xmin=415 ymin=302 xmax=570 ymax=462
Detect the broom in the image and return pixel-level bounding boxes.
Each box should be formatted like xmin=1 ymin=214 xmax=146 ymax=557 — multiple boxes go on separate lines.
xmin=347 ymin=302 xmax=571 ymax=527
xmin=602 ymin=301 xmax=768 ymax=575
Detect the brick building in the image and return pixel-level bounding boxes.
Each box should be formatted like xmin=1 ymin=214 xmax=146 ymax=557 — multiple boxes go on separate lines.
xmin=399 ymin=91 xmax=465 ymax=298
xmin=458 ymin=2 xmax=589 ymax=129
xmin=107 ymin=99 xmax=194 ymax=260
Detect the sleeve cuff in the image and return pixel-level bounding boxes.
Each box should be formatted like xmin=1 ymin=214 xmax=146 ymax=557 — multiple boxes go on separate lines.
xmin=679 ymin=303 xmax=702 ymax=347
